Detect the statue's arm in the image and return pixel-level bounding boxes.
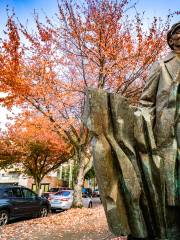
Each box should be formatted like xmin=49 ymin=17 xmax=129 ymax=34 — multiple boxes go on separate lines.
xmin=139 ymin=61 xmax=161 ymax=122
xmin=135 ymin=61 xmax=161 ymax=152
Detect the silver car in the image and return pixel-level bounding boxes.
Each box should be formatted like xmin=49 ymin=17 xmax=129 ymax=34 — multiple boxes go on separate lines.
xmin=49 ymin=190 xmax=92 ymax=212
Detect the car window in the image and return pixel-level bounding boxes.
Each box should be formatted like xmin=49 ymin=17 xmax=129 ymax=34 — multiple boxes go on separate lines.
xmin=0 ymin=189 xmax=13 ymax=198
xmin=55 ymin=191 xmax=71 ymax=196
xmin=49 ymin=188 xmax=59 ymax=192
xmin=9 ymin=188 xmax=23 ymax=198
xmin=22 ymin=188 xmax=37 ymax=199
xmin=0 ymin=189 xmax=6 ymax=198
xmin=6 ymin=189 xmax=13 ymax=197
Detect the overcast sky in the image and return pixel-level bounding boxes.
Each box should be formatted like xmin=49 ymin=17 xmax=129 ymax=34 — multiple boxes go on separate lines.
xmin=0 ymin=0 xmax=179 ymax=129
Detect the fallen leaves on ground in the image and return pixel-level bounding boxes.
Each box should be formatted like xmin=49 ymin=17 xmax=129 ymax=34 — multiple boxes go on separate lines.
xmin=0 ymin=206 xmax=128 ymax=240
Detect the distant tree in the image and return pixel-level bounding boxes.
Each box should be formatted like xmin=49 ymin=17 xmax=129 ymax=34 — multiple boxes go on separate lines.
xmin=4 ymin=114 xmax=71 ymax=194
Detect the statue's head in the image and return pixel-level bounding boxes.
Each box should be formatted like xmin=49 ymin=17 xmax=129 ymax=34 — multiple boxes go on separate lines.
xmin=167 ymin=21 xmax=180 ymax=53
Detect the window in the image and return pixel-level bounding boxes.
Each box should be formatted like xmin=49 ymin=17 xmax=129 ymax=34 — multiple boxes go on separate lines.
xmin=7 ymin=189 xmax=13 ymax=197
xmin=55 ymin=191 xmax=71 ymax=196
xmin=40 ymin=184 xmax=49 ymax=192
xmin=0 ymin=189 xmax=7 ymax=198
xmin=32 ymin=183 xmax=49 ymax=193
xmin=11 ymin=188 xmax=23 ymax=198
xmin=22 ymin=188 xmax=37 ymax=199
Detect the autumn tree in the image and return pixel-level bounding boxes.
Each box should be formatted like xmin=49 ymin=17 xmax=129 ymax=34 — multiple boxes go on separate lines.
xmin=41 ymin=0 xmax=171 ymax=206
xmin=0 ymin=0 xmax=172 ymax=206
xmin=0 ymin=136 xmax=19 ymax=169
xmin=3 ymin=114 xmax=71 ymax=194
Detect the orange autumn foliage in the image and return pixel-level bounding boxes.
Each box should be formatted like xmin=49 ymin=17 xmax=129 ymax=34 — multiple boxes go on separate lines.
xmin=7 ymin=114 xmax=70 ymax=157
xmin=1 ymin=114 xmax=71 ymax=191
xmin=54 ymin=0 xmax=171 ymax=103
xmin=0 ymin=0 xmax=172 ymax=116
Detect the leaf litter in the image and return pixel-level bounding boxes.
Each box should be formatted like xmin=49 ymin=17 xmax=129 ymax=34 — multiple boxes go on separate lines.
xmin=0 ymin=206 xmax=127 ymax=240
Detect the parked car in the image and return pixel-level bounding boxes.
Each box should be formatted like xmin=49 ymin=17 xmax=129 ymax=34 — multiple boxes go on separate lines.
xmin=42 ymin=187 xmax=72 ymax=199
xmin=92 ymin=189 xmax=100 ymax=197
xmin=49 ymin=190 xmax=92 ymax=212
xmin=0 ymin=185 xmax=50 ymax=226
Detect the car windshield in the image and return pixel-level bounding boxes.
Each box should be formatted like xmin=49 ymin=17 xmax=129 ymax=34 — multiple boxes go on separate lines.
xmin=55 ymin=191 xmax=71 ymax=196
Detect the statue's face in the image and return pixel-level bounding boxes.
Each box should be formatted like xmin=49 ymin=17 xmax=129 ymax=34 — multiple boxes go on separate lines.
xmin=169 ymin=27 xmax=180 ymax=53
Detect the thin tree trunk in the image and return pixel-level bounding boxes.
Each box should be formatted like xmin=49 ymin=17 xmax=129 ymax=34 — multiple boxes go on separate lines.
xmin=84 ymin=156 xmax=93 ymax=176
xmin=35 ymin=178 xmax=42 ymax=196
xmin=72 ymin=151 xmax=93 ymax=207
xmin=72 ymin=151 xmax=85 ymax=208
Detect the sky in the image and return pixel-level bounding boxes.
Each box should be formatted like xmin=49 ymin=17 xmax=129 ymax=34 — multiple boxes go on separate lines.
xmin=0 ymin=0 xmax=179 ymax=129
xmin=0 ymin=0 xmax=179 ymax=38
xmin=0 ymin=0 xmax=179 ymax=31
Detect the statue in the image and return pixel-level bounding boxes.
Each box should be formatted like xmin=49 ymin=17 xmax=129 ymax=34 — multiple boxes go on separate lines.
xmin=140 ymin=21 xmax=180 ymax=207
xmin=83 ymin=22 xmax=180 ymax=240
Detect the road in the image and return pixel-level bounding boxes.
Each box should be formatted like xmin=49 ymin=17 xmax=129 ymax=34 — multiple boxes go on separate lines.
xmin=91 ymin=197 xmax=101 ymax=207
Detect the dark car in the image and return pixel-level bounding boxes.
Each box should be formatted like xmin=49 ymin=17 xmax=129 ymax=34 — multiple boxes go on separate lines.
xmin=0 ymin=185 xmax=50 ymax=226
xmin=92 ymin=189 xmax=100 ymax=197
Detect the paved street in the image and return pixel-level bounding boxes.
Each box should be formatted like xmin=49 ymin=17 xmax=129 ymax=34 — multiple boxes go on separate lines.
xmin=91 ymin=197 xmax=102 ymax=207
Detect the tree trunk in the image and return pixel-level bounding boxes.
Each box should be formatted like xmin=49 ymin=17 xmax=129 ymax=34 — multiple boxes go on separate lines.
xmin=72 ymin=150 xmax=93 ymax=207
xmin=72 ymin=150 xmax=85 ymax=208
xmin=35 ymin=178 xmax=42 ymax=196
xmin=84 ymin=156 xmax=93 ymax=176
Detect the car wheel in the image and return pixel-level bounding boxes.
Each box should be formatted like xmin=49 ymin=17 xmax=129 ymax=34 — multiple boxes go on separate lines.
xmin=39 ymin=206 xmax=48 ymax=217
xmin=88 ymin=201 xmax=92 ymax=208
xmin=0 ymin=210 xmax=9 ymax=226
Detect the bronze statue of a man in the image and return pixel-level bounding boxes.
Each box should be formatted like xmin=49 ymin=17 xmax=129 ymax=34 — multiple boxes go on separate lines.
xmin=84 ymin=22 xmax=180 ymax=240
xmin=140 ymin=22 xmax=180 ymax=207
